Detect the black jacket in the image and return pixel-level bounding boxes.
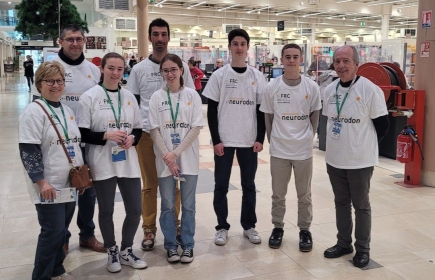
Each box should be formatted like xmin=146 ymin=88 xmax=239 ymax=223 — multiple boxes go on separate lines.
xmin=23 ymin=60 xmax=34 ymax=77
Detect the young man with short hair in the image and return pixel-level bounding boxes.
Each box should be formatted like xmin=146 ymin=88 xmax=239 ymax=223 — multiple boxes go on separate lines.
xmin=203 ymin=29 xmax=266 ymax=246
xmin=260 ymin=44 xmax=321 ymax=250
xmin=127 ymin=18 xmax=195 ymax=251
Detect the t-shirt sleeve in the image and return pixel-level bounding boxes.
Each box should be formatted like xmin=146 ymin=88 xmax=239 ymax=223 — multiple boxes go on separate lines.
xmin=259 ymin=83 xmax=274 ymax=114
xmin=311 ymin=83 xmax=322 ymax=112
xmin=369 ymin=85 xmax=388 ymax=119
xmin=148 ymin=92 xmax=160 ymax=130
xmin=127 ymin=66 xmax=139 ymax=95
xmin=190 ymin=91 xmax=206 ymax=127
xmin=256 ymin=72 xmax=266 ymax=104
xmin=18 ymin=105 xmax=44 ymax=144
xmin=201 ymin=72 xmax=220 ymax=102
xmin=77 ymin=92 xmax=92 ymax=129
xmin=183 ymin=64 xmax=195 ymax=90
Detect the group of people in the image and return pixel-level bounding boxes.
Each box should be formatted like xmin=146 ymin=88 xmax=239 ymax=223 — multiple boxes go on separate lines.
xmin=19 ymin=18 xmax=389 ymax=280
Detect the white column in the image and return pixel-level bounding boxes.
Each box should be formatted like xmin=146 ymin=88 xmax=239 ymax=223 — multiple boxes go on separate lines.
xmin=310 ymin=23 xmax=316 ymax=43
xmin=381 ymin=4 xmax=392 ymax=40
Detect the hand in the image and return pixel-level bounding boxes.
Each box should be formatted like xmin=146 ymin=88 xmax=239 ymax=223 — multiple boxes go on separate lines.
xmin=213 ymin=143 xmax=224 ymax=156
xmin=253 ymin=142 xmax=263 ymax=153
xmin=105 ymin=131 xmax=128 ymax=144
xmin=168 ymin=162 xmax=180 ymax=177
xmin=163 ymin=152 xmax=178 ymax=166
xmin=118 ymin=135 xmax=134 ymax=150
xmin=36 ymin=179 xmax=56 ymax=201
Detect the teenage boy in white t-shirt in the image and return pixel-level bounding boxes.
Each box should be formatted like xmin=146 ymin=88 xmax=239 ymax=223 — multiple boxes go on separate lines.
xmin=202 ymin=29 xmax=267 ymax=246
xmin=260 ymin=44 xmax=321 ymax=251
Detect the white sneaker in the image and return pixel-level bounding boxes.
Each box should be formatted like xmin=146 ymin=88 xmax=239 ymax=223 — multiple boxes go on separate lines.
xmin=243 ymin=228 xmax=261 ymax=244
xmin=120 ymin=247 xmax=147 ymax=269
xmin=214 ymin=229 xmax=228 ymax=245
xmin=106 ymin=245 xmax=121 ymax=273
xmin=51 ymin=273 xmax=75 ymax=280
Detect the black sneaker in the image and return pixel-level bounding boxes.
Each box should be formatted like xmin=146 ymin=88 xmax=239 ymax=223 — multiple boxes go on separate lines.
xmin=180 ymin=248 xmax=194 ymax=263
xmin=353 ymin=251 xmax=370 ymax=268
xmin=268 ymin=228 xmax=284 ymax=249
xmin=324 ymin=244 xmax=354 ymax=258
xmin=299 ymin=230 xmax=313 ymax=252
xmin=167 ymin=249 xmax=180 ymax=263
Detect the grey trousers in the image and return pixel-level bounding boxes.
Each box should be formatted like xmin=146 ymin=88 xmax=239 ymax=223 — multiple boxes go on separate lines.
xmin=326 ymin=164 xmax=374 ymax=252
xmin=94 ymin=177 xmax=142 ymax=249
xmin=271 ymin=156 xmax=313 ymax=230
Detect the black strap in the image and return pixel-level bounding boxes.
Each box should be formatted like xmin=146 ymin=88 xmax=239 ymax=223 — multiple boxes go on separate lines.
xmin=33 ymin=101 xmax=74 ymax=166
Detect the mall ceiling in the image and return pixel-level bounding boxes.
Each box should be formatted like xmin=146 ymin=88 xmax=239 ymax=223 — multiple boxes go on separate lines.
xmin=140 ymin=0 xmax=419 ymax=34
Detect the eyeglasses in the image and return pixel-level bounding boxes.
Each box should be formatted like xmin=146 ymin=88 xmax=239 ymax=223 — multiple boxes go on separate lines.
xmin=161 ymin=68 xmax=180 ymax=75
xmin=63 ymin=37 xmax=84 ymax=44
xmin=42 ymin=79 xmax=65 ymax=86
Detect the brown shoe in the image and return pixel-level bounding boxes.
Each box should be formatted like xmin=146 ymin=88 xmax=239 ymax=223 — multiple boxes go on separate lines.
xmin=79 ymin=237 xmax=106 ymax=253
xmin=141 ymin=230 xmax=156 ymax=251
xmin=63 ymin=244 xmax=69 ymax=255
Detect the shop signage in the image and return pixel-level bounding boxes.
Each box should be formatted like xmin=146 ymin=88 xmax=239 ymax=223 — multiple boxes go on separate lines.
xmin=277 ymin=21 xmax=284 ymax=31
xmin=21 ymin=42 xmax=28 ymax=45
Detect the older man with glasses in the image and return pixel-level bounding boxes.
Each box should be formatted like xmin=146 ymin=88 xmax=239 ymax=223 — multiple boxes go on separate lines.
xmin=49 ymin=24 xmax=105 ymax=255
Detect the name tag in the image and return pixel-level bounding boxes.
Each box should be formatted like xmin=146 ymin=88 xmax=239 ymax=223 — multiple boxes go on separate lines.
xmin=331 ymin=121 xmax=342 ymax=139
xmin=112 ymin=146 xmax=127 ymax=162
xmin=171 ymin=133 xmax=181 ymax=149
xmin=66 ymin=145 xmax=75 ymax=159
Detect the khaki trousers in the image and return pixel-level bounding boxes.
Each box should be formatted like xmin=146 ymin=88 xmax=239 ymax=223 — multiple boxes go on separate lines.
xmin=137 ymin=131 xmax=180 ymax=232
xmin=271 ymin=156 xmax=313 ymax=230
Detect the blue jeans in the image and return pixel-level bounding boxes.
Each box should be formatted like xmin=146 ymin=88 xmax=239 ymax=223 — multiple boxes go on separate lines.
xmin=65 ymin=186 xmax=96 ymax=244
xmin=33 ymin=202 xmax=75 ymax=280
xmin=213 ymin=147 xmax=258 ymax=231
xmin=159 ymin=175 xmax=197 ymax=250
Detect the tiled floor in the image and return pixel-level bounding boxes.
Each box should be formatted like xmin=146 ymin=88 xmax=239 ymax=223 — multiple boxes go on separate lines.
xmin=1 ymin=75 xmax=435 ymax=280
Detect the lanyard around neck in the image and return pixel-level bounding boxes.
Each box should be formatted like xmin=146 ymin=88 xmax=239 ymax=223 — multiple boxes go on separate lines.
xmin=101 ymin=85 xmax=121 ymax=127
xmin=41 ymin=98 xmax=69 ymax=141
xmin=335 ymin=77 xmax=356 ymax=120
xmin=166 ymin=87 xmax=181 ymax=131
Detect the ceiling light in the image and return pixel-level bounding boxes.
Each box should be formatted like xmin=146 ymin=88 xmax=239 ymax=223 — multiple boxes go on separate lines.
xmin=257 ymin=11 xmax=260 ymax=14
xmin=336 ymin=0 xmax=354 ymax=3
xmin=342 ymin=17 xmax=345 ymax=20
xmin=367 ymin=0 xmax=406 ymax=6
xmin=300 ymin=2 xmax=304 ymax=5
xmin=187 ymin=1 xmax=206 ymax=9
xmin=154 ymin=0 xmax=168 ymax=7
xmin=218 ymin=4 xmax=239 ymax=12
xmin=276 ymin=9 xmax=303 ymax=16
xmin=397 ymin=9 xmax=402 ymax=13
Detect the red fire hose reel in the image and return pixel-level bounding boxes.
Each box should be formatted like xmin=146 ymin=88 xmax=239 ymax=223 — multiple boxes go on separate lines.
xmin=357 ymin=63 xmax=425 ymax=187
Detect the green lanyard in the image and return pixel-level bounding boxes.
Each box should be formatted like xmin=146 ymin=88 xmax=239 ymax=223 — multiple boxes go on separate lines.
xmin=166 ymin=87 xmax=180 ymax=131
xmin=101 ymin=85 xmax=121 ymax=127
xmin=41 ymin=98 xmax=69 ymax=141
xmin=335 ymin=77 xmax=356 ymax=120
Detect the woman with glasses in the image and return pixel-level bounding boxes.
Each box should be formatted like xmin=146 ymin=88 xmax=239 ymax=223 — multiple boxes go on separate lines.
xmin=148 ymin=54 xmax=205 ymax=263
xmin=77 ymin=52 xmax=146 ymax=273
xmin=19 ymin=61 xmax=83 ymax=279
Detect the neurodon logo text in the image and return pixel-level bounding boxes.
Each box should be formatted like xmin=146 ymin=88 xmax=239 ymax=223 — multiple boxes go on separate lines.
xmin=228 ymin=98 xmax=254 ymax=105
xmin=52 ymin=136 xmax=81 ymax=146
xmin=165 ymin=122 xmax=190 ymax=129
xmin=281 ymin=114 xmax=309 ymax=121
xmin=331 ymin=116 xmax=361 ymax=123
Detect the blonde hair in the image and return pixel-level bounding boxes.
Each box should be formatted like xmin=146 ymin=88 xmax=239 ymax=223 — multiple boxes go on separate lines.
xmin=35 ymin=61 xmax=65 ymax=93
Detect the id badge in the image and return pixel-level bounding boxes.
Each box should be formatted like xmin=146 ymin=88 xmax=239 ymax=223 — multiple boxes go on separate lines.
xmin=66 ymin=145 xmax=75 ymax=159
xmin=171 ymin=133 xmax=181 ymax=149
xmin=111 ymin=146 xmax=127 ymax=162
xmin=331 ymin=121 xmax=342 ymax=139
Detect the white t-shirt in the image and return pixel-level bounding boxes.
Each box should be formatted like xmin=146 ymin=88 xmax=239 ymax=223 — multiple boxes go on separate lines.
xmin=52 ymin=56 xmax=101 ymax=116
xmin=202 ymin=65 xmax=266 ymax=147
xmin=77 ymin=85 xmax=142 ymax=181
xmin=18 ymin=100 xmax=84 ymax=204
xmin=148 ymin=87 xmax=205 ymax=177
xmin=260 ymin=76 xmax=321 ymax=160
xmin=322 ymin=76 xmax=388 ymax=169
xmin=127 ymin=57 xmax=195 ymax=132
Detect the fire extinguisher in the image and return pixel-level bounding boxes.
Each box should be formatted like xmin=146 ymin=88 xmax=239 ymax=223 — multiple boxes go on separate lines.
xmin=396 ymin=125 xmax=424 ymax=163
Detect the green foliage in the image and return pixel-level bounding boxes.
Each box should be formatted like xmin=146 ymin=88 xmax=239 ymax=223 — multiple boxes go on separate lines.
xmin=15 ymin=0 xmax=88 ymax=46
